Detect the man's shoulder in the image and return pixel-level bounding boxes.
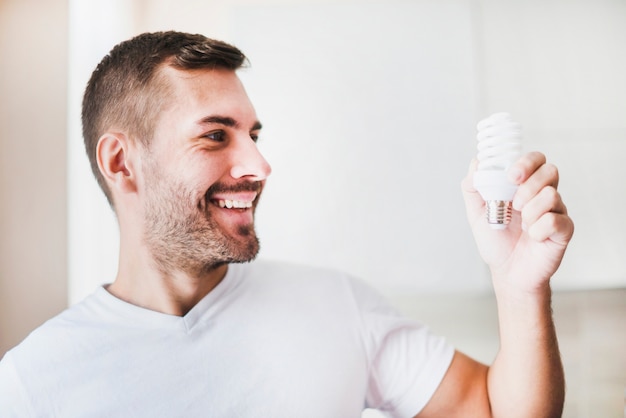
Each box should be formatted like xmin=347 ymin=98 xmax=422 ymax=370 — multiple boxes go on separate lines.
xmin=240 ymin=259 xmax=364 ymax=294
xmin=246 ymin=258 xmax=351 ymax=279
xmin=2 ymin=288 xmax=108 ymax=364
xmin=240 ymin=259 xmax=388 ymax=311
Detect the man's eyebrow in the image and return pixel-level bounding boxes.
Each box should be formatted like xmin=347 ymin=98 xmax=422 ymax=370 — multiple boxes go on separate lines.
xmin=197 ymin=115 xmax=262 ymax=131
xmin=198 ymin=115 xmax=238 ymax=128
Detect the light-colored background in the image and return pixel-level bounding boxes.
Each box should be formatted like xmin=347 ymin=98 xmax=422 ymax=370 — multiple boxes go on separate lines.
xmin=1 ymin=0 xmax=624 ymax=416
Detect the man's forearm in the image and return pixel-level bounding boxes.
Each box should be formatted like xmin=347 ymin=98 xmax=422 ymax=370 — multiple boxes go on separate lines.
xmin=487 ymin=278 xmax=565 ymax=418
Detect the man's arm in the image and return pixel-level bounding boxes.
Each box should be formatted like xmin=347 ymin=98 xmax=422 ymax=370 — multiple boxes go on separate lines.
xmin=418 ymin=152 xmax=573 ymax=417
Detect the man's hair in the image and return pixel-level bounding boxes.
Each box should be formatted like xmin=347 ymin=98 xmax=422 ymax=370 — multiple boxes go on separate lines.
xmin=82 ymin=31 xmax=247 ymax=207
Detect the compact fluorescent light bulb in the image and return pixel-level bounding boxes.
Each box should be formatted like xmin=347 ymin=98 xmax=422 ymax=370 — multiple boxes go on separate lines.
xmin=473 ymin=112 xmax=523 ymax=229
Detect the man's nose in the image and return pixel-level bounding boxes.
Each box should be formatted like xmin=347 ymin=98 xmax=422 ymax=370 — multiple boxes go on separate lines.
xmin=229 ymin=136 xmax=272 ymax=181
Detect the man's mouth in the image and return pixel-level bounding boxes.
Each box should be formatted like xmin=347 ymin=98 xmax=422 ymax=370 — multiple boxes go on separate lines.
xmin=215 ymin=199 xmax=254 ymax=209
xmin=202 ymin=182 xmax=262 ymax=212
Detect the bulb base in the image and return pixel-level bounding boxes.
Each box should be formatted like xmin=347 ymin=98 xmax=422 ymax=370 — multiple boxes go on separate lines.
xmin=485 ymin=200 xmax=513 ymax=229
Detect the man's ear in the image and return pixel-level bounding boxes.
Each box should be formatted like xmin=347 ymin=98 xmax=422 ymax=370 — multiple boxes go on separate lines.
xmin=96 ymin=132 xmax=138 ymax=196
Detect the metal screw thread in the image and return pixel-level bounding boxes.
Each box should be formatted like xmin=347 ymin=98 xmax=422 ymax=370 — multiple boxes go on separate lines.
xmin=485 ymin=200 xmax=513 ymax=228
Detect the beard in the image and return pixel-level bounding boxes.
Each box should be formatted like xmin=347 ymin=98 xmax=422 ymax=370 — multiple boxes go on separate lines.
xmin=141 ymin=165 xmax=262 ymax=277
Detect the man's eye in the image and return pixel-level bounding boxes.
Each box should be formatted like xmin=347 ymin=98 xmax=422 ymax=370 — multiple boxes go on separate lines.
xmin=250 ymin=133 xmax=259 ymax=143
xmin=205 ymin=131 xmax=225 ymax=142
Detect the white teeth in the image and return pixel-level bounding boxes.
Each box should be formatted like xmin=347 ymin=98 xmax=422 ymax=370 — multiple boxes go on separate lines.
xmin=217 ymin=199 xmax=253 ymax=209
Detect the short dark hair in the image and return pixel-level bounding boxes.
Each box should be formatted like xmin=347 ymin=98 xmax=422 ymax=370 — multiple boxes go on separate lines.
xmin=82 ymin=31 xmax=247 ymax=207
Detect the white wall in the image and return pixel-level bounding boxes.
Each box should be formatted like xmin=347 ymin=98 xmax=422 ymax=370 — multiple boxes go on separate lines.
xmin=67 ymin=0 xmax=134 ymax=308
xmin=68 ymin=0 xmax=626 ymax=304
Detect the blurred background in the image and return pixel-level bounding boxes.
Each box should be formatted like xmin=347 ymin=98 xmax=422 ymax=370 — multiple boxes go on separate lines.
xmin=1 ymin=0 xmax=624 ymax=416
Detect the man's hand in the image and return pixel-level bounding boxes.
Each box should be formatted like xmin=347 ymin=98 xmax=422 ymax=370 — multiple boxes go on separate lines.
xmin=418 ymin=151 xmax=572 ymax=418
xmin=461 ymin=151 xmax=574 ymax=293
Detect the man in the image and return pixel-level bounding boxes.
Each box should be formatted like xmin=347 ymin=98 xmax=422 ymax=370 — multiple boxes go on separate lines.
xmin=0 ymin=31 xmax=573 ymax=417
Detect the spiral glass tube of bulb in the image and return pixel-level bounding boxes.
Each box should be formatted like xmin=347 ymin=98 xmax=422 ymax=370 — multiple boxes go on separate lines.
xmin=473 ymin=112 xmax=523 ymax=229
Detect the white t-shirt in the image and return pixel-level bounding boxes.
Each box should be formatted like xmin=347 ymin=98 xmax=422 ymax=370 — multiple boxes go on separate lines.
xmin=0 ymin=260 xmax=453 ymax=417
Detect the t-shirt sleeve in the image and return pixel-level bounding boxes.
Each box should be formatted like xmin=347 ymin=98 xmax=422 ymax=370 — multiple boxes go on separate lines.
xmin=348 ymin=278 xmax=455 ymax=417
xmin=0 ymin=352 xmax=34 ymax=417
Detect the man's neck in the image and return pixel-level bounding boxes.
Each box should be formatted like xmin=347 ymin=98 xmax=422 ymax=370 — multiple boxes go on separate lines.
xmin=107 ymin=263 xmax=229 ymax=316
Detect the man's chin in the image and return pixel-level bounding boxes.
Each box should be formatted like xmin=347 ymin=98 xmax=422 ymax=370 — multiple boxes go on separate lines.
xmin=219 ymin=230 xmax=260 ymax=263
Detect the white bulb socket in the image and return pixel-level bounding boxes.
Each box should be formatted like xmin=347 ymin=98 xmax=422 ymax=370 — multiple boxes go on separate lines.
xmin=473 ymin=170 xmax=517 ymax=229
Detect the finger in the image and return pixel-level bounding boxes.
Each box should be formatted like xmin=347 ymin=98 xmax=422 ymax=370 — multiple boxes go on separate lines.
xmin=507 ymin=151 xmax=547 ymax=185
xmin=461 ymin=158 xmax=478 ymax=193
xmin=527 ymin=212 xmax=575 ymax=245
xmin=513 ymin=163 xmax=560 ymax=211
xmin=461 ymin=158 xmax=485 ymax=222
xmin=521 ymin=186 xmax=567 ymax=228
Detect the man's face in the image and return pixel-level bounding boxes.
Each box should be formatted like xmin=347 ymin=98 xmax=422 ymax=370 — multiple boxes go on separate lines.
xmin=139 ymin=67 xmax=272 ymax=276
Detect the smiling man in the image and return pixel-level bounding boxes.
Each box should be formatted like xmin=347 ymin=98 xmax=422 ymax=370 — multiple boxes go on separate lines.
xmin=0 ymin=31 xmax=573 ymax=417
xmin=104 ymin=64 xmax=271 ymax=315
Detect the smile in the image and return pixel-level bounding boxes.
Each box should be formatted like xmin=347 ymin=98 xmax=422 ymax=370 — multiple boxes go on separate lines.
xmin=204 ymin=183 xmax=261 ymax=212
xmin=216 ymin=199 xmax=253 ymax=209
